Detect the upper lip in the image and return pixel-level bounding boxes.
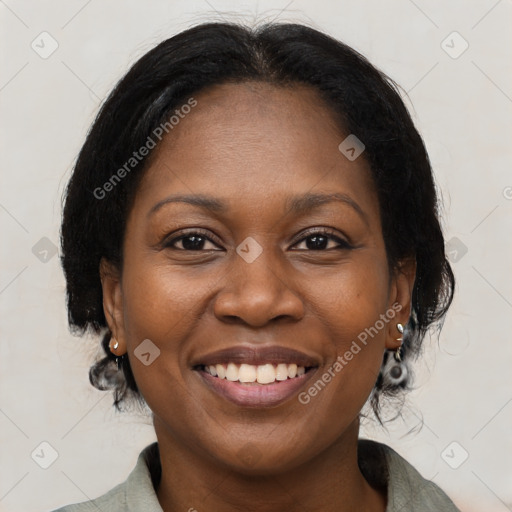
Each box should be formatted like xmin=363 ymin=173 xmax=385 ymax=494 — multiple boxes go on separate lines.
xmin=191 ymin=345 xmax=321 ymax=368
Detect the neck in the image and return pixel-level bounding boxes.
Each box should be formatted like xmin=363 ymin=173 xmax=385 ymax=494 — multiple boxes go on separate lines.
xmin=154 ymin=417 xmax=386 ymax=512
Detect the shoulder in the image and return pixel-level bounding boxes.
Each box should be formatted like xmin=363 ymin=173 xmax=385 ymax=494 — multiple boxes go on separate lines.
xmin=48 ymin=442 xmax=162 ymax=512
xmin=49 ymin=483 xmax=125 ymax=512
xmin=358 ymin=439 xmax=461 ymax=512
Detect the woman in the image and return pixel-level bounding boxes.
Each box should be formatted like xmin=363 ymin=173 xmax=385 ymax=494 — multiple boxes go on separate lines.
xmin=53 ymin=21 xmax=459 ymax=511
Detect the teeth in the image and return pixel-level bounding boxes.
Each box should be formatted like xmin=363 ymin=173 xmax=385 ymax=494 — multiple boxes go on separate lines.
xmin=225 ymin=363 xmax=238 ymax=381
xmin=238 ymin=364 xmax=256 ymax=383
xmin=204 ymin=363 xmax=307 ymax=384
xmin=216 ymin=364 xmax=226 ymax=379
xmin=257 ymin=363 xmax=275 ymax=384
xmin=275 ymin=364 xmax=288 ymax=381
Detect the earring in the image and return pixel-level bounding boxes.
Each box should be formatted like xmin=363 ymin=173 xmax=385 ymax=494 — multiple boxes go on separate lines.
xmin=393 ymin=344 xmax=403 ymax=364
xmin=395 ymin=323 xmax=404 ymax=361
xmin=110 ymin=337 xmax=123 ymax=371
xmin=110 ymin=337 xmax=119 ymax=352
xmin=381 ymin=323 xmax=408 ymax=387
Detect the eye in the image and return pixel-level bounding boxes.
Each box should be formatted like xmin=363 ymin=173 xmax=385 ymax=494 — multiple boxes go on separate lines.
xmin=291 ymin=228 xmax=352 ymax=251
xmin=163 ymin=228 xmax=351 ymax=252
xmin=164 ymin=229 xmax=222 ymax=251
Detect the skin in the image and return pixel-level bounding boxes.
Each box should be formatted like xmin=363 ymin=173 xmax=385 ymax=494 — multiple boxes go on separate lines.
xmin=101 ymin=82 xmax=415 ymax=512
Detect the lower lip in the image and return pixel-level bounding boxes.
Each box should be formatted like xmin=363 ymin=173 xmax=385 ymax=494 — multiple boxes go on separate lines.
xmin=196 ymin=368 xmax=318 ymax=408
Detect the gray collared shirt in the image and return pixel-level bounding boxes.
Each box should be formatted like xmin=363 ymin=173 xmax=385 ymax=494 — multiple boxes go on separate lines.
xmin=50 ymin=440 xmax=460 ymax=511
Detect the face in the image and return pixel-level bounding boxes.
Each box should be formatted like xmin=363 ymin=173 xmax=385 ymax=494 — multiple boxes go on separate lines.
xmin=102 ymin=82 xmax=413 ymax=474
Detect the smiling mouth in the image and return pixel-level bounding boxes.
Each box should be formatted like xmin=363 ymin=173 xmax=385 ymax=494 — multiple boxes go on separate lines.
xmin=194 ymin=363 xmax=318 ymax=408
xmin=191 ymin=344 xmax=320 ymax=407
xmin=198 ymin=362 xmax=314 ymax=384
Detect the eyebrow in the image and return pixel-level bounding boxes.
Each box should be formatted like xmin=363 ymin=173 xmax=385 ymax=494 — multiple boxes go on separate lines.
xmin=148 ymin=194 xmax=227 ymax=217
xmin=148 ymin=192 xmax=368 ymax=225
xmin=285 ymin=192 xmax=368 ymax=225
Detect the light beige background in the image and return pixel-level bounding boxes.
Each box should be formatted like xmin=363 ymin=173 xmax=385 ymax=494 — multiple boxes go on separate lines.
xmin=1 ymin=1 xmax=511 ymax=511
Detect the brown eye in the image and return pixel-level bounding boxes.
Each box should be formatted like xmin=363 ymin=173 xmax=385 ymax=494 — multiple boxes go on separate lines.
xmin=292 ymin=229 xmax=352 ymax=251
xmin=164 ymin=230 xmax=222 ymax=251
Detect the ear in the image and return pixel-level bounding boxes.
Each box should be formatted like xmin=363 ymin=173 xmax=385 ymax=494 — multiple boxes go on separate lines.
xmin=385 ymin=257 xmax=416 ymax=351
xmin=99 ymin=258 xmax=127 ymax=355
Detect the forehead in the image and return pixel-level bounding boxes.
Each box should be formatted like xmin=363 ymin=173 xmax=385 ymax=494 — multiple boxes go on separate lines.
xmin=134 ymin=82 xmax=378 ymax=222
xmin=157 ymin=81 xmax=344 ymax=157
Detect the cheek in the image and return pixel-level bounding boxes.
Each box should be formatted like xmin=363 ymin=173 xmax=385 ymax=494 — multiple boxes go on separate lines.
xmin=304 ymin=249 xmax=390 ymax=346
xmin=299 ymin=252 xmax=390 ymax=404
xmin=119 ymin=256 xmax=215 ymax=397
xmin=121 ymin=260 xmax=210 ymax=342
xmin=118 ymin=261 xmax=213 ymax=429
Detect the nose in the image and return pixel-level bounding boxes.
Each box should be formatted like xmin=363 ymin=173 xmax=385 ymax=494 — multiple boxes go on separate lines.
xmin=213 ymin=247 xmax=305 ymax=327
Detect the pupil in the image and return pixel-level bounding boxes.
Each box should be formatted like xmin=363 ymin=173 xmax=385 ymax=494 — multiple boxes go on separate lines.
xmin=183 ymin=235 xmax=204 ymax=250
xmin=306 ymin=235 xmax=328 ymax=250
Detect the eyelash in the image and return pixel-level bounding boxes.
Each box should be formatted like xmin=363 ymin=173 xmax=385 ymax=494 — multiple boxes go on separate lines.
xmin=164 ymin=228 xmax=352 ymax=251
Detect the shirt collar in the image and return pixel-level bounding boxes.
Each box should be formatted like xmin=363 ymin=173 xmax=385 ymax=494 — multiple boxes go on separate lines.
xmin=125 ymin=439 xmax=456 ymax=512
xmin=125 ymin=442 xmax=163 ymax=511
